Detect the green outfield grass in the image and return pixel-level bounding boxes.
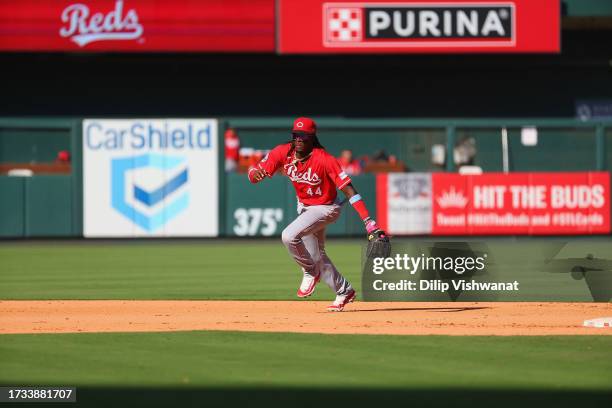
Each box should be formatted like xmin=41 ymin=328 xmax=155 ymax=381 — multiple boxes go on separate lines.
xmin=2 ymin=331 xmax=611 ymax=389
xmin=0 ymin=331 xmax=611 ymax=407
xmin=1 ymin=241 xmax=611 ymax=408
xmin=0 ymin=240 xmax=361 ymax=300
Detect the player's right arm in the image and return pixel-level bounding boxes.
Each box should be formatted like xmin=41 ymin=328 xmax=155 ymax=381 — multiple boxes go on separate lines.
xmin=247 ymin=144 xmax=289 ymax=184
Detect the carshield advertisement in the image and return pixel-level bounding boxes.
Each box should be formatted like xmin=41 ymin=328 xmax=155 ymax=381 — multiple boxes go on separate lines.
xmin=83 ymin=119 xmax=219 ymax=237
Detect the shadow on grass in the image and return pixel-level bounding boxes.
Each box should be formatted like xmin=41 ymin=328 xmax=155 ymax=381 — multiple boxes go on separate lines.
xmin=22 ymin=388 xmax=612 ymax=408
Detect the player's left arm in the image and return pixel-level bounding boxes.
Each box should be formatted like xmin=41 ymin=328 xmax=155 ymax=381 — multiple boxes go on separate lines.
xmin=343 ymin=183 xmax=391 ymax=258
xmin=340 ymin=183 xmax=386 ymax=238
xmin=326 ymin=155 xmax=386 ymax=238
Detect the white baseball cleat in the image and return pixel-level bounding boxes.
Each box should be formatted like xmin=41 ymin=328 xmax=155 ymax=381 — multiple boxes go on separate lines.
xmin=297 ymin=272 xmax=320 ymax=298
xmin=327 ymin=289 xmax=356 ymax=312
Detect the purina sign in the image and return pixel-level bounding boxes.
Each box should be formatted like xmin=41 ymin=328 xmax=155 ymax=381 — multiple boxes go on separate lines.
xmin=278 ymin=0 xmax=560 ymax=54
xmin=83 ymin=119 xmax=219 ymax=237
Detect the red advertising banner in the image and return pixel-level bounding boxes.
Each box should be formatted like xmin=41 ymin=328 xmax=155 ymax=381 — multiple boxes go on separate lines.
xmin=431 ymin=172 xmax=611 ymax=235
xmin=278 ymin=0 xmax=560 ymax=54
xmin=0 ymin=0 xmax=275 ymax=52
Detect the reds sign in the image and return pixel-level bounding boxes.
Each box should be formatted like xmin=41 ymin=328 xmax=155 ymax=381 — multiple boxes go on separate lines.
xmin=59 ymin=0 xmax=144 ymax=47
xmin=278 ymin=0 xmax=560 ymax=54
xmin=0 ymin=0 xmax=275 ymax=52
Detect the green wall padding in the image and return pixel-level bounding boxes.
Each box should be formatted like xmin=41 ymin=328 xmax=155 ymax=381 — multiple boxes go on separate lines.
xmin=0 ymin=177 xmax=25 ymax=237
xmin=25 ymin=176 xmax=73 ymax=236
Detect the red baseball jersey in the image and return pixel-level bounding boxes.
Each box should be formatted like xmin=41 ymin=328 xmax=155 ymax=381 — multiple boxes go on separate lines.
xmin=257 ymin=143 xmax=352 ymax=205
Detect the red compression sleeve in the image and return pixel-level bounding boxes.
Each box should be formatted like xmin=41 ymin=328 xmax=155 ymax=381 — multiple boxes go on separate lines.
xmin=349 ymin=194 xmax=371 ymax=221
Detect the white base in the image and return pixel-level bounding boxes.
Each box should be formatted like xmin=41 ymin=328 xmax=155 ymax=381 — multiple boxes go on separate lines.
xmin=583 ymin=317 xmax=612 ymax=328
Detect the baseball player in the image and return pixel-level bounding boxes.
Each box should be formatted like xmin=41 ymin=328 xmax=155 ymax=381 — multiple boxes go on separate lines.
xmin=248 ymin=117 xmax=387 ymax=311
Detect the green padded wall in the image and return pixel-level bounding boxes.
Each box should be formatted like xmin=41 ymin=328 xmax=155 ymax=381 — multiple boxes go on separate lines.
xmin=0 ymin=177 xmax=25 ymax=237
xmin=24 ymin=176 xmax=73 ymax=236
xmin=450 ymin=127 xmax=601 ymax=172
xmin=0 ymin=176 xmax=73 ymax=237
xmin=226 ymin=175 xmax=290 ymax=237
xmin=508 ymin=127 xmax=598 ymax=172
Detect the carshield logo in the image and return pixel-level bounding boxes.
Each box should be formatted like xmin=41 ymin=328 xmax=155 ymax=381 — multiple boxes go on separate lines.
xmin=112 ymin=153 xmax=189 ymax=232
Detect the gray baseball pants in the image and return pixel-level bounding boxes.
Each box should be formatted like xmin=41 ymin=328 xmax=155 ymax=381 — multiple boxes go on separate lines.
xmin=281 ymin=202 xmax=353 ymax=295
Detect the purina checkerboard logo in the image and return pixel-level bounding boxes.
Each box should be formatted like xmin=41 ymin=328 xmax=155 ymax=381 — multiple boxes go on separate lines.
xmin=83 ymin=119 xmax=219 ymax=237
xmin=326 ymin=7 xmax=363 ymax=42
xmin=323 ymin=2 xmax=515 ymax=48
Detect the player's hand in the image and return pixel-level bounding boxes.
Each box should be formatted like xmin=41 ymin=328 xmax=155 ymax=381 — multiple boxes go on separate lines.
xmin=365 ymin=219 xmax=389 ymax=242
xmin=368 ymin=228 xmax=388 ymax=241
xmin=365 ymin=219 xmax=391 ymax=258
xmin=252 ymin=168 xmax=267 ymax=182
xmin=365 ymin=219 xmax=384 ymax=238
xmin=248 ymin=166 xmax=269 ymax=183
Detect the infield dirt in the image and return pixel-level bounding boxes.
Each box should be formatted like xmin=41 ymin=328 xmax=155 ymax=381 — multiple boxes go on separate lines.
xmin=1 ymin=301 xmax=611 ymax=336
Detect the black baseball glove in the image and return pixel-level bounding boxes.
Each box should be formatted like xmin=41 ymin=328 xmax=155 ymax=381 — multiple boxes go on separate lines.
xmin=366 ymin=228 xmax=391 ymax=259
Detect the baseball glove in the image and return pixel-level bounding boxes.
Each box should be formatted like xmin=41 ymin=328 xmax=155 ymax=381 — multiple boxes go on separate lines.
xmin=366 ymin=229 xmax=391 ymax=259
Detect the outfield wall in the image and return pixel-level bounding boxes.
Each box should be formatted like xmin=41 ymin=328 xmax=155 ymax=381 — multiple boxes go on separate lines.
xmin=1 ymin=117 xmax=612 ymax=237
